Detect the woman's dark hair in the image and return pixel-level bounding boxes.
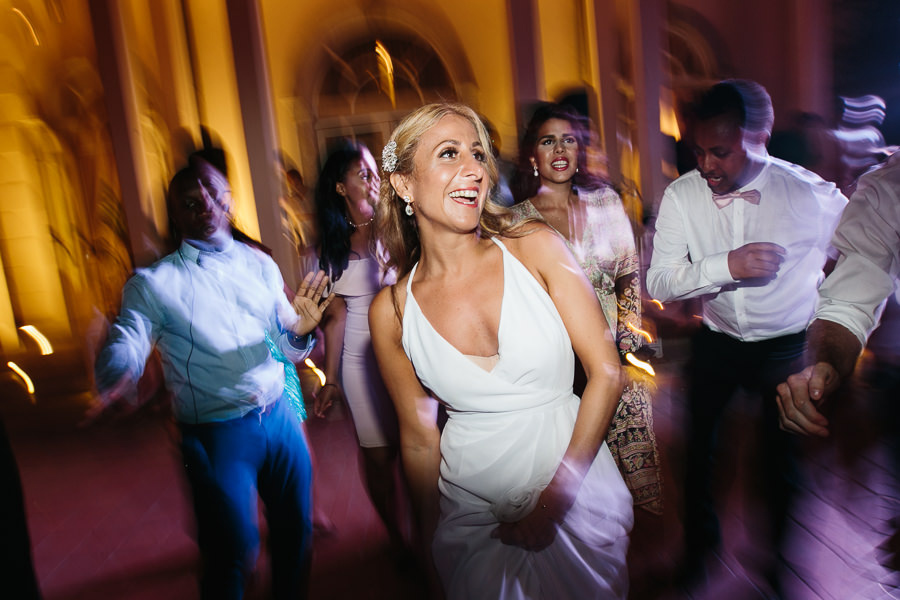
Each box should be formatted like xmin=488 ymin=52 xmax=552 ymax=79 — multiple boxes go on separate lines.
xmin=314 ymin=141 xmax=366 ymax=281
xmin=510 ymin=102 xmax=607 ymax=203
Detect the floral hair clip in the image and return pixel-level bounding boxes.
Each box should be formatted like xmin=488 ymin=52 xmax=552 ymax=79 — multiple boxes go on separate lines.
xmin=382 ymin=140 xmax=398 ymax=173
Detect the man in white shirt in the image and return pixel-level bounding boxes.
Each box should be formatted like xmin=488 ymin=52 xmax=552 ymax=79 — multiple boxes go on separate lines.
xmin=647 ymin=80 xmax=847 ymax=590
xmin=776 ymin=151 xmax=900 ymax=574
xmin=776 ymin=151 xmax=900 ymax=432
xmin=93 ymin=158 xmax=333 ymax=599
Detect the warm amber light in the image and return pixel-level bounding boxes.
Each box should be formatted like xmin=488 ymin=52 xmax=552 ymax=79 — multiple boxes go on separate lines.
xmin=19 ymin=325 xmax=53 ymax=355
xmin=659 ymin=100 xmax=681 ymax=141
xmin=304 ymin=358 xmax=327 ymax=386
xmin=650 ymin=299 xmax=664 ymax=310
xmin=626 ymin=322 xmax=653 ymax=343
xmin=12 ymin=8 xmax=40 ymax=46
xmin=625 ymin=353 xmax=655 ymax=377
xmin=7 ymin=361 xmax=35 ymax=394
xmin=374 ymin=40 xmax=396 ymax=108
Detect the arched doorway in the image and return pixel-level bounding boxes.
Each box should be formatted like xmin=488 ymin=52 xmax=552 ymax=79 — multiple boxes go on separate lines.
xmin=313 ymin=34 xmax=456 ymax=164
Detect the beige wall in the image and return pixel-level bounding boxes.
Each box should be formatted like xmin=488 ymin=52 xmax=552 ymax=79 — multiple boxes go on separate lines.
xmin=260 ymin=0 xmax=518 ymax=174
xmin=538 ymin=0 xmax=595 ymax=101
xmin=184 ymin=0 xmax=261 ymax=240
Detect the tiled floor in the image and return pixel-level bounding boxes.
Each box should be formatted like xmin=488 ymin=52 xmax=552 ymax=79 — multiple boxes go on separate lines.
xmin=2 ymin=341 xmax=899 ymax=599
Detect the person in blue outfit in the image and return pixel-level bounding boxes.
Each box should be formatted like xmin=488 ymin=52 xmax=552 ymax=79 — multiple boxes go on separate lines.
xmin=92 ymin=157 xmax=333 ymax=600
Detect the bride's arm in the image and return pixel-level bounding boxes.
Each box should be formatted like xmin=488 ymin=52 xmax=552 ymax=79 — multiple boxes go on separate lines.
xmin=369 ymin=285 xmax=443 ymax=592
xmin=497 ymin=228 xmax=623 ymax=551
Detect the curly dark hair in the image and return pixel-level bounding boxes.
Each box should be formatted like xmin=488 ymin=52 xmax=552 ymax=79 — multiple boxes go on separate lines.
xmin=510 ymin=102 xmax=608 ymax=204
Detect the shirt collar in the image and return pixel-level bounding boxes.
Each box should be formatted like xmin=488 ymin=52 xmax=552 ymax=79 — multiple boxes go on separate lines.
xmin=735 ymin=154 xmax=771 ymax=193
xmin=179 ymin=237 xmax=236 ymax=266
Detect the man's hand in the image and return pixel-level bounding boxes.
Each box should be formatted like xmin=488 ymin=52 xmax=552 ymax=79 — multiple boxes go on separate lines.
xmin=291 ymin=270 xmax=335 ymax=335
xmin=81 ymin=371 xmax=138 ymax=426
xmin=727 ymin=242 xmax=786 ymax=280
xmin=775 ymin=362 xmax=840 ymax=437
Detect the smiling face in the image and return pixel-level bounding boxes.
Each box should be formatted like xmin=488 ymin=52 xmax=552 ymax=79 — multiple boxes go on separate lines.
xmin=531 ymin=118 xmax=578 ymax=184
xmin=170 ymin=160 xmax=232 ymax=245
xmin=692 ymin=114 xmax=750 ymax=194
xmin=337 ymin=147 xmax=380 ymax=216
xmin=395 ymin=113 xmax=489 ymax=232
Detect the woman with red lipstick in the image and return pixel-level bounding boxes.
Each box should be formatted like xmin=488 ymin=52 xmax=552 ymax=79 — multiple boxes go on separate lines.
xmin=311 ymin=141 xmax=409 ymax=556
xmin=370 ymin=103 xmax=633 ymax=599
xmin=510 ymin=103 xmax=662 ymax=516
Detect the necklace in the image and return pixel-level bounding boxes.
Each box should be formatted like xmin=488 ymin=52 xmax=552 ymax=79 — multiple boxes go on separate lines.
xmin=346 ymin=216 xmax=373 ymax=229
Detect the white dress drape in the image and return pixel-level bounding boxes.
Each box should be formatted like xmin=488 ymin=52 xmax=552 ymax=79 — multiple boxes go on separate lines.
xmin=402 ymin=238 xmax=633 ymax=599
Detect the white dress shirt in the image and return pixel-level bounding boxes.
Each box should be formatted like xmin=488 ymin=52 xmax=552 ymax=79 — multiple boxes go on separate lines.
xmin=815 ymin=151 xmax=900 ymax=346
xmin=647 ymin=156 xmax=847 ymax=341
xmin=96 ymin=238 xmax=314 ymax=424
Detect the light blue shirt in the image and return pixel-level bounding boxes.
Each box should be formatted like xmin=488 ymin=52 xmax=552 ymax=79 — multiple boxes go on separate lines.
xmin=96 ymin=238 xmax=314 ymax=424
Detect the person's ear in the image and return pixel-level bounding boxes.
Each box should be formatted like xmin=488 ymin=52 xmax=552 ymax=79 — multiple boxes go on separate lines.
xmin=390 ymin=172 xmax=410 ymax=199
xmin=335 ymin=182 xmax=347 ymax=198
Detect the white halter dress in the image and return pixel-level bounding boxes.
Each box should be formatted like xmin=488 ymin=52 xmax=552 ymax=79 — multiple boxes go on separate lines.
xmin=402 ymin=238 xmax=633 ymax=599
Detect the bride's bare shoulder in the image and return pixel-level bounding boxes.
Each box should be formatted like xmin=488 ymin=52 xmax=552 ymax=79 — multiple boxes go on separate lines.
xmin=370 ymin=276 xmax=408 ymax=337
xmin=500 ymin=225 xmax=569 ymax=265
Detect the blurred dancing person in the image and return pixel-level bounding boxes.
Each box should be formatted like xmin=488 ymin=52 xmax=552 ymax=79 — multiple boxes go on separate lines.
xmin=647 ymin=80 xmax=847 ymax=593
xmin=311 ymin=141 xmax=408 ymax=555
xmin=777 ymin=150 xmax=900 ymax=575
xmin=92 ymin=158 xmax=332 ymax=600
xmin=510 ymin=102 xmax=662 ymax=515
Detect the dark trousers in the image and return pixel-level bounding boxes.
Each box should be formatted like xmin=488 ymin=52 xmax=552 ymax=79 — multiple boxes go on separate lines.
xmin=180 ymin=399 xmax=313 ymax=600
xmin=0 ymin=419 xmax=41 ymax=599
xmin=683 ymin=326 xmax=806 ymax=562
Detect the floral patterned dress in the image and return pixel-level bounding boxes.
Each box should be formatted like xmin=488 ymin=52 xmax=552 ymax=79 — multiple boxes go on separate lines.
xmin=511 ymin=186 xmax=663 ymax=514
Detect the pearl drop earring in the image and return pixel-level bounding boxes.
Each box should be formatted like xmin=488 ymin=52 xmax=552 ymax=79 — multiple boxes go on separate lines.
xmin=533 ymin=165 xmax=538 ymax=177
xmin=403 ymin=196 xmax=414 ymax=216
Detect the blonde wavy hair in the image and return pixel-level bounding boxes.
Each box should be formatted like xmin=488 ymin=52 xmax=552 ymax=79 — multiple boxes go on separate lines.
xmin=375 ymin=102 xmax=524 ymax=279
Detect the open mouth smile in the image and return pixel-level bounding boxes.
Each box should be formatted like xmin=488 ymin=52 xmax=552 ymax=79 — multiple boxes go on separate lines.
xmin=703 ymin=174 xmax=725 ymax=187
xmin=449 ymin=189 xmax=479 ymax=206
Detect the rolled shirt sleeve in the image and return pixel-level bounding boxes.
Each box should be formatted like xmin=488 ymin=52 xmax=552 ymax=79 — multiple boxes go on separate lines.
xmin=815 ymin=154 xmax=900 ymax=346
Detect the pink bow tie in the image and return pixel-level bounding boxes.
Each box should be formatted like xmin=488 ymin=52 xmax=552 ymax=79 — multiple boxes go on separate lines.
xmin=712 ymin=189 xmax=761 ymax=209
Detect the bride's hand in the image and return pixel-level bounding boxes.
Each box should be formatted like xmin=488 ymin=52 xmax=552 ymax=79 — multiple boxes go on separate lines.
xmin=490 ymin=485 xmax=572 ymax=552
xmin=490 ymin=508 xmax=557 ymax=552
